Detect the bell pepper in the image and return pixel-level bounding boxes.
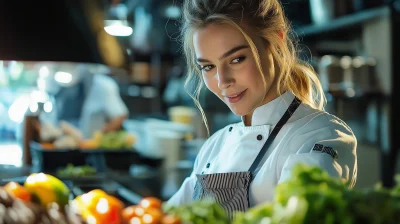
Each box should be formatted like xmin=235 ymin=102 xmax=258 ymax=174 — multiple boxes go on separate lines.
xmin=72 ymin=189 xmax=123 ymax=224
xmin=24 ymin=173 xmax=70 ymax=207
xmin=3 ymin=181 xmax=31 ymax=202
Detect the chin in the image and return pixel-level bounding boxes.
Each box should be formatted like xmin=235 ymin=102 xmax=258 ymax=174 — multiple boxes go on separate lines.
xmin=228 ymin=105 xmax=252 ymax=117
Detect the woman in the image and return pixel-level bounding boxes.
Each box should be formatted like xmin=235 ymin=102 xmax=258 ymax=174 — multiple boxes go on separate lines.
xmin=168 ymin=0 xmax=357 ymax=216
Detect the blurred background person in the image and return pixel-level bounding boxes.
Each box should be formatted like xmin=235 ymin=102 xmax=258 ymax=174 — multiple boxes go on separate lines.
xmin=42 ymin=64 xmax=129 ymax=139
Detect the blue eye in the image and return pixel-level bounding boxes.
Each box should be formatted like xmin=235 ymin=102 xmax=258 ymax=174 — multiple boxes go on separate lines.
xmin=231 ymin=56 xmax=246 ymax=64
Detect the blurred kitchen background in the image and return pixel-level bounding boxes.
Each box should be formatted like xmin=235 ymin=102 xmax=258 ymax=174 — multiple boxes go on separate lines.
xmin=0 ymin=0 xmax=399 ymax=202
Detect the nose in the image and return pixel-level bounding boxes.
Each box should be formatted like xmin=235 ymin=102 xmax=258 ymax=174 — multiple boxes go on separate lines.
xmin=217 ymin=67 xmax=234 ymax=90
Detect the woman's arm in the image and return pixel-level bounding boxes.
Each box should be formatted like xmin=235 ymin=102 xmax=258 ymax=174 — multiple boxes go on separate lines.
xmin=167 ymin=171 xmax=198 ymax=206
xmin=278 ymin=115 xmax=357 ymax=188
xmin=102 ymin=114 xmax=128 ymax=132
xmin=100 ymin=76 xmax=129 ymax=132
xmin=166 ymin=128 xmax=225 ymax=205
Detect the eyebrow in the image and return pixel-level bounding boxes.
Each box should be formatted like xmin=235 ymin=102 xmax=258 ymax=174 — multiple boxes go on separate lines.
xmin=196 ymin=45 xmax=249 ymax=63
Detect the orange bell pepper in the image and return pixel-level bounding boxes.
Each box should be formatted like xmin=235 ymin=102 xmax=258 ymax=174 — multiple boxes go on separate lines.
xmin=3 ymin=182 xmax=31 ymax=202
xmin=73 ymin=189 xmax=123 ymax=224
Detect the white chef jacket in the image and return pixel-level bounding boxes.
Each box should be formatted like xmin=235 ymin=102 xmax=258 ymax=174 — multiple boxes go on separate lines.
xmin=79 ymin=74 xmax=129 ymax=139
xmin=167 ymin=91 xmax=357 ymax=207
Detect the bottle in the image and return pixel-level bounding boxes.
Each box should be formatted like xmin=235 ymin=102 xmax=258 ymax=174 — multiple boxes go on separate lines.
xmin=22 ymin=114 xmax=40 ymax=165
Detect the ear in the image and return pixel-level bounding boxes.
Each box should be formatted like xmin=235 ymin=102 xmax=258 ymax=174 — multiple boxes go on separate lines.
xmin=279 ymin=31 xmax=284 ymax=40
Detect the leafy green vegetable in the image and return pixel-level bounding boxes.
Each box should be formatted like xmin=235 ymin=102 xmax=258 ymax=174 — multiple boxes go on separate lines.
xmin=274 ymin=164 xmax=349 ymax=224
xmin=163 ymin=198 xmax=230 ymax=224
xmin=164 ymin=164 xmax=400 ymax=224
xmin=56 ymin=163 xmax=96 ymax=177
xmin=232 ymin=164 xmax=400 ymax=224
xmin=392 ymin=175 xmax=400 ymax=195
xmin=100 ymin=131 xmax=132 ymax=149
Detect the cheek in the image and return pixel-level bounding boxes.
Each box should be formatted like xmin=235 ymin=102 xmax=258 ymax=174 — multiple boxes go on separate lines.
xmin=244 ymin=55 xmax=275 ymax=89
xmin=202 ymin=74 xmax=219 ymax=94
xmin=243 ymin=60 xmax=264 ymax=84
xmin=260 ymin=52 xmax=275 ymax=81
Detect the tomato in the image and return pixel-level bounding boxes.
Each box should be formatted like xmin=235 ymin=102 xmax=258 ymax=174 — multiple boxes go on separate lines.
xmin=129 ymin=216 xmax=144 ymax=224
xmin=130 ymin=212 xmax=162 ymax=224
xmin=122 ymin=205 xmax=145 ymax=221
xmin=3 ymin=181 xmax=31 ymax=202
xmin=142 ymin=207 xmax=163 ymax=224
xmin=139 ymin=197 xmax=162 ymax=210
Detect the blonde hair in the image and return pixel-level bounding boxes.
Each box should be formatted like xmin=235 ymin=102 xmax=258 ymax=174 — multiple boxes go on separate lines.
xmin=181 ymin=0 xmax=326 ymax=132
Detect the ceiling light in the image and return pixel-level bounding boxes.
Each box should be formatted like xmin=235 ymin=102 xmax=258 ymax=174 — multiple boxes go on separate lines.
xmin=165 ymin=5 xmax=181 ymax=19
xmin=43 ymin=101 xmax=53 ymax=113
xmin=104 ymin=20 xmax=133 ymax=37
xmin=8 ymin=96 xmax=30 ymax=123
xmin=39 ymin=66 xmax=49 ymax=78
xmin=54 ymin=71 xmax=73 ymax=84
xmin=30 ymin=90 xmax=49 ymax=103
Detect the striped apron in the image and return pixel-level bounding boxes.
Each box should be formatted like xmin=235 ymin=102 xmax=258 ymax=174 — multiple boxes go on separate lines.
xmin=193 ymin=97 xmax=301 ymax=219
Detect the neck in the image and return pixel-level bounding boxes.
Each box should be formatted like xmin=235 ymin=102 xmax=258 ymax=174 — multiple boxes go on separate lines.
xmin=243 ymin=81 xmax=285 ymax=126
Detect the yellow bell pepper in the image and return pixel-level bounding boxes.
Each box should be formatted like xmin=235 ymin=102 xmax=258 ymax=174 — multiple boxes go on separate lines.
xmin=24 ymin=173 xmax=70 ymax=208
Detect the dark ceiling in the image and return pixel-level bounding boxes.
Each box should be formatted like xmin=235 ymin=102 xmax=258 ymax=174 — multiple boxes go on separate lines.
xmin=0 ymin=0 xmax=105 ymax=64
xmin=0 ymin=0 xmax=185 ymax=67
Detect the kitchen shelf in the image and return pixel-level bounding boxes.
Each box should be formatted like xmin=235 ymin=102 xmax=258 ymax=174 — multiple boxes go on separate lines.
xmin=293 ymin=3 xmax=400 ymax=187
xmin=295 ymin=6 xmax=390 ymax=38
xmin=326 ymin=89 xmax=386 ymax=99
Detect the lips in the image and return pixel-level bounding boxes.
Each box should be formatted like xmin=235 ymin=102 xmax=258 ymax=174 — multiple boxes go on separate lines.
xmin=224 ymin=89 xmax=247 ymax=103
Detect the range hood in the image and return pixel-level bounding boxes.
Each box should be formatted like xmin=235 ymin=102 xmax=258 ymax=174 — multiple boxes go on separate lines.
xmin=0 ymin=0 xmax=127 ymax=68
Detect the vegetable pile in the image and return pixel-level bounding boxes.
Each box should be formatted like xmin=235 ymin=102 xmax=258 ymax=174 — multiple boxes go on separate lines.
xmin=0 ymin=174 xmax=81 ymax=223
xmin=0 ymin=174 xmax=180 ymax=224
xmin=233 ymin=164 xmax=400 ymax=224
xmin=1 ymin=164 xmax=400 ymax=223
xmin=164 ymin=199 xmax=230 ymax=224
xmin=56 ymin=164 xmax=97 ymax=178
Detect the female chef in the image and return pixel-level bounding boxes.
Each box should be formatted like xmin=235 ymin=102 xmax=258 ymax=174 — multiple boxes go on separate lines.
xmin=168 ymin=0 xmax=357 ymax=217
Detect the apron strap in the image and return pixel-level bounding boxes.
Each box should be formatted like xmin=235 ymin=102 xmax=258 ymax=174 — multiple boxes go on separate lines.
xmin=248 ymin=96 xmax=301 ymax=178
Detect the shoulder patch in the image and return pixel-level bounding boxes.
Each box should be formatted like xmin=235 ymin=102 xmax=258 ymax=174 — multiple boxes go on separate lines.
xmin=312 ymin=144 xmax=338 ymax=160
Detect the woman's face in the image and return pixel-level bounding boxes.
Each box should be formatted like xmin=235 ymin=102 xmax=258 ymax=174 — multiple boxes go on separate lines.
xmin=193 ymin=23 xmax=277 ymax=118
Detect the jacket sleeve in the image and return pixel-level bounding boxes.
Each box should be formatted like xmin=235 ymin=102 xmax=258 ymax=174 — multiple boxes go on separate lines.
xmin=101 ymin=77 xmax=129 ymax=119
xmin=166 ymin=136 xmax=212 ymax=206
xmin=278 ymin=115 xmax=357 ymax=188
xmin=166 ymin=171 xmax=197 ymax=206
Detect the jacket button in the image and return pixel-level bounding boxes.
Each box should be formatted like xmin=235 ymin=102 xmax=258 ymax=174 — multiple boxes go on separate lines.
xmin=206 ymin=163 xmax=210 ymax=168
xmin=229 ymin=127 xmax=233 ymax=132
xmin=257 ymin=135 xmax=263 ymax=141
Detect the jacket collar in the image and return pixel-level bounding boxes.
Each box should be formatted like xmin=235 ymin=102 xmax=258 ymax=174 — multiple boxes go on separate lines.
xmin=241 ymin=91 xmax=296 ymax=126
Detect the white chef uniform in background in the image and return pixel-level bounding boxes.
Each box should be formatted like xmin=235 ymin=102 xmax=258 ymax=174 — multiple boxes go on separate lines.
xmin=79 ymin=74 xmax=129 ymax=139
